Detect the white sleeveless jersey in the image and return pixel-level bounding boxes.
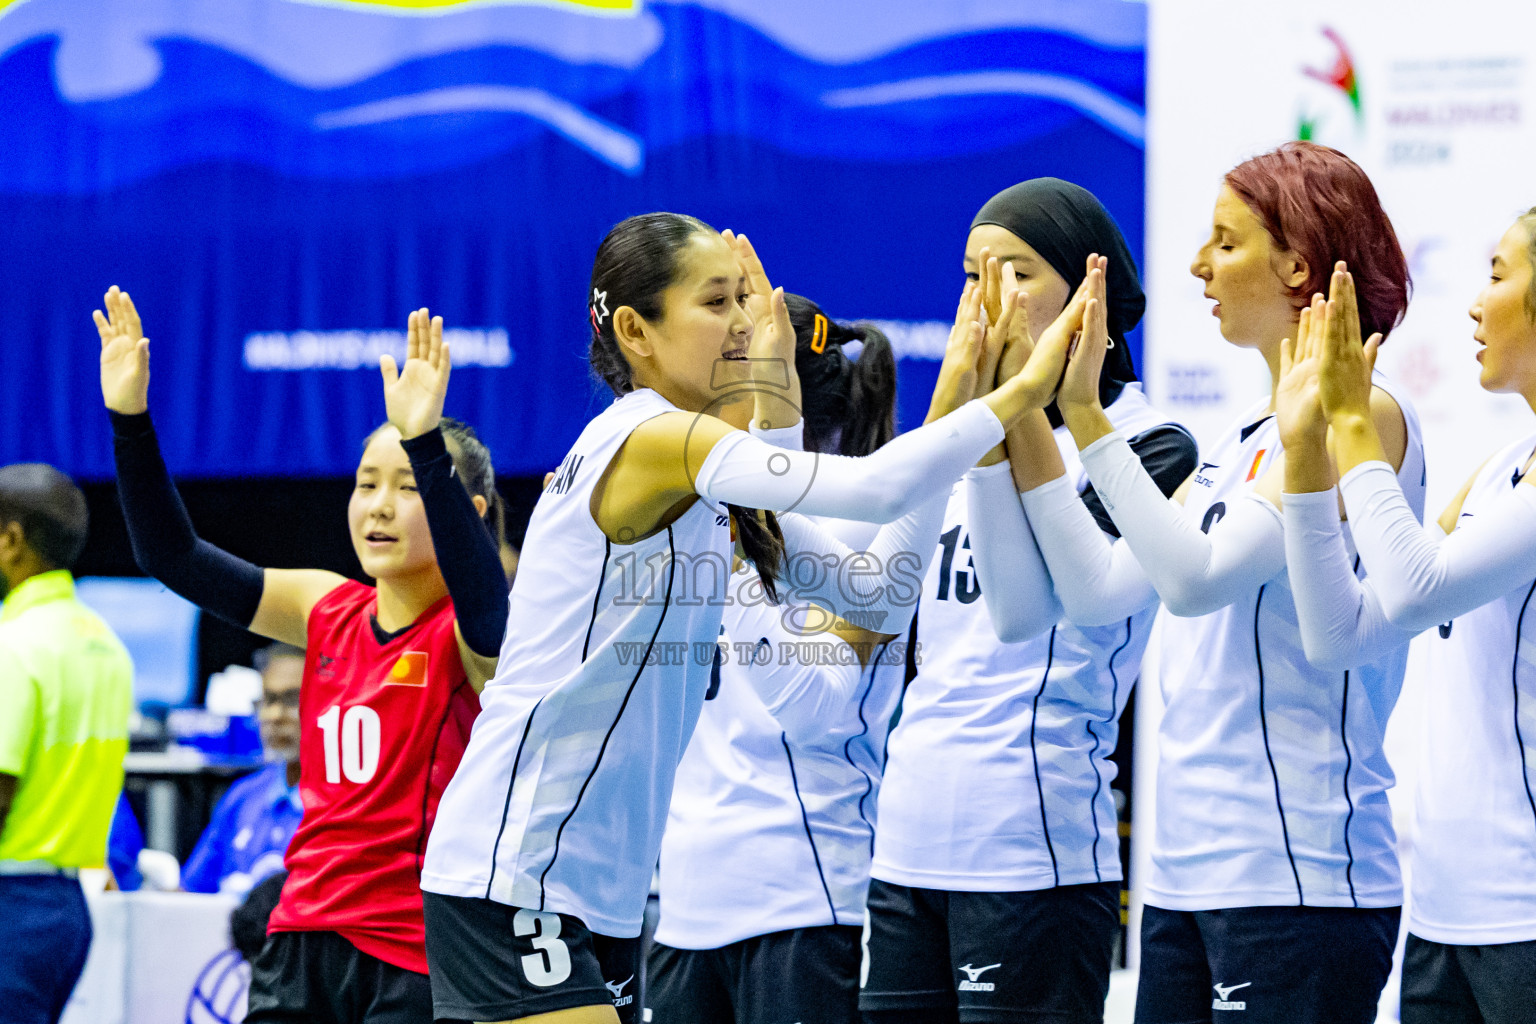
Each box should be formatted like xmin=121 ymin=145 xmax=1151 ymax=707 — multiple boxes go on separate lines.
xmin=422 ymin=389 xmax=731 ymax=938
xmin=873 ymin=384 xmax=1179 ymax=892
xmin=1410 ymin=430 xmax=1536 ymax=944
xmin=656 ymin=566 xmax=906 ymax=949
xmin=1149 ymin=374 xmax=1425 ymax=911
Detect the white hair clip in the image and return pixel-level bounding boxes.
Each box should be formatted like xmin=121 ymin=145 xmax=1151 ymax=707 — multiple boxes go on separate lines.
xmin=590 ymin=288 xmax=610 ymax=328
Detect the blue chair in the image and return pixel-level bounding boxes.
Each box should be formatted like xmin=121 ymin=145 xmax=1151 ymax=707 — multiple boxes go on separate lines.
xmin=75 ymin=577 xmax=199 ymax=709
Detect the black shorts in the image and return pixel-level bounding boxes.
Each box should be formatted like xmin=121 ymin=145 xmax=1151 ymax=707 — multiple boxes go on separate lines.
xmin=1135 ymin=903 xmax=1400 ymax=1024
xmin=1401 ymin=931 xmax=1536 ymax=1024
xmin=423 ymin=891 xmax=641 ymax=1024
xmin=245 ymin=930 xmax=433 ymax=1024
xmin=860 ymin=879 xmax=1120 ymax=1023
xmin=647 ymin=925 xmax=861 ymax=1024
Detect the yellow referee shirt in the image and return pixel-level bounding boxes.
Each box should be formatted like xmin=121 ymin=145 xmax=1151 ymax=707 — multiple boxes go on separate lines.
xmin=0 ymin=571 xmax=133 ymax=868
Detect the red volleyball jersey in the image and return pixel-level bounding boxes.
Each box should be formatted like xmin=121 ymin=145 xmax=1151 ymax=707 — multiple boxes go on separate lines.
xmin=267 ymin=580 xmax=480 ymax=973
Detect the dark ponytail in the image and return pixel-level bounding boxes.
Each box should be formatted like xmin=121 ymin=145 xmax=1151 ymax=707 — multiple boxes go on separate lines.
xmin=783 ymin=293 xmax=897 ymax=458
xmin=585 ymin=212 xmax=786 ymax=598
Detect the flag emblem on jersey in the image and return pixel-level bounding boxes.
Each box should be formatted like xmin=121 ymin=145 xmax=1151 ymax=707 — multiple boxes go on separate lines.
xmin=384 ymin=651 xmax=428 ymax=687
xmin=1245 ymin=449 xmax=1268 ymax=482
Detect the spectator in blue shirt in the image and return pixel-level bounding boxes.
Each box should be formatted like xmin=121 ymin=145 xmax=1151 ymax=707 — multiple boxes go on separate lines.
xmin=181 ymin=643 xmax=303 ymax=895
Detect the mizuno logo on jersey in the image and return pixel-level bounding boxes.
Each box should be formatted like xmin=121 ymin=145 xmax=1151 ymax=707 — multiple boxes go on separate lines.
xmin=1194 ymin=462 xmax=1219 ymax=487
xmin=605 ymin=975 xmax=634 ymax=1007
xmin=384 ymin=651 xmax=428 ymax=687
xmin=957 ymin=963 xmax=1000 ymax=991
xmin=546 ymin=453 xmax=583 ymax=496
xmin=1212 ymin=981 xmax=1250 ymax=1010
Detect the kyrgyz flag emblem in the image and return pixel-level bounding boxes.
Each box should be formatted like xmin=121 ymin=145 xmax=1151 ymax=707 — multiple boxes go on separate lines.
xmin=385 ymin=651 xmax=429 ymax=687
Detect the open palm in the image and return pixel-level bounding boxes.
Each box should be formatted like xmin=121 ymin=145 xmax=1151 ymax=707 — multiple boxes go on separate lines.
xmin=1275 ymin=297 xmax=1327 ymax=450
xmin=382 ymin=308 xmax=450 ymax=439
xmin=94 ymin=286 xmax=151 ymax=415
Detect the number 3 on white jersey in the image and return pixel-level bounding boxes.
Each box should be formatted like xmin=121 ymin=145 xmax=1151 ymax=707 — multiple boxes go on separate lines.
xmin=316 ymin=704 xmax=381 ymax=784
xmin=514 ymin=909 xmax=573 ymax=986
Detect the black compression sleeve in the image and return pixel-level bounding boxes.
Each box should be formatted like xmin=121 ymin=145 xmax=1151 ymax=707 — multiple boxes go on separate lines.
xmin=110 ymin=411 xmax=266 ymax=627
xmin=1080 ymin=424 xmax=1200 ymax=537
xmin=398 ymin=427 xmax=508 ymax=658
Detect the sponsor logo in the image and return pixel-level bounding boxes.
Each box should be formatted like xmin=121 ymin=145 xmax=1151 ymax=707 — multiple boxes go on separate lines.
xmin=605 ymin=974 xmax=634 ymax=1007
xmin=957 ymin=962 xmax=1000 ymax=992
xmin=1212 ymin=981 xmax=1251 ymax=1011
xmin=1193 ymin=461 xmax=1219 ymax=488
xmin=317 ymin=653 xmax=340 ymax=679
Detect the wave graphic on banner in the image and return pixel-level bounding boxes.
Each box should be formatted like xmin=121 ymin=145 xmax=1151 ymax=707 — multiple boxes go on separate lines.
xmin=0 ymin=0 xmax=1143 ymax=192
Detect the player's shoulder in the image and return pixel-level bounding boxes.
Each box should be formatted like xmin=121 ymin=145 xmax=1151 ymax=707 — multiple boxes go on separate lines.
xmin=309 ymin=578 xmax=376 ymax=623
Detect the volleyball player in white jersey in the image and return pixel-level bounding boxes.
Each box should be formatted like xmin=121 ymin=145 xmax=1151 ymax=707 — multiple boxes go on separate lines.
xmin=1278 ymin=218 xmax=1536 ymax=1022
xmin=861 ymin=179 xmax=1197 ymax=1024
xmin=418 ymin=213 xmax=1089 ymax=1024
xmin=651 ymin=295 xmax=922 ymax=1024
xmin=996 ymin=143 xmax=1423 ymax=1024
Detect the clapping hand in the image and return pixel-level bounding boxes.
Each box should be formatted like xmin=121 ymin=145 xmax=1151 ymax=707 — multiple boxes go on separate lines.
xmin=1056 ymin=255 xmax=1112 ymax=413
xmin=927 ymin=281 xmax=987 ymax=423
xmin=1317 ymin=262 xmax=1380 ymax=427
xmin=1276 ymin=293 xmax=1328 ymax=452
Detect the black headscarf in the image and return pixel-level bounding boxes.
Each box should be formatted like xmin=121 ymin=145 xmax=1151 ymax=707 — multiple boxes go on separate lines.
xmin=970 ymin=177 xmax=1144 ymax=423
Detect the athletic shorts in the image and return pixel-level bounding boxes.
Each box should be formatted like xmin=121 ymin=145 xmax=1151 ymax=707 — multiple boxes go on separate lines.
xmin=648 ymin=925 xmax=861 ymax=1024
xmin=1135 ymin=903 xmax=1400 ymax=1024
xmin=860 ymin=879 xmax=1120 ymax=1023
xmin=245 ymin=930 xmax=433 ymax=1024
xmin=1401 ymin=931 xmax=1536 ymax=1024
xmin=422 ymin=891 xmax=640 ymax=1024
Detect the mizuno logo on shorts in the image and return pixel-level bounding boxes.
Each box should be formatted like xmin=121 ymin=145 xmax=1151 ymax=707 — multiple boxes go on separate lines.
xmin=1212 ymin=980 xmax=1250 ymax=1010
xmin=957 ymin=962 xmax=1000 ymax=991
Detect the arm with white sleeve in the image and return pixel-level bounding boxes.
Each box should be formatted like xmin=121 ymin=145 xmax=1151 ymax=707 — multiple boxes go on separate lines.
xmin=741 ymin=416 xmax=945 ymax=635
xmin=964 ymin=463 xmax=1062 ymax=642
xmin=1340 ymin=462 xmax=1536 ymax=631
xmin=773 ymin=494 xmax=946 ymax=636
xmin=1072 ymin=432 xmax=1287 ymax=617
xmin=694 ymin=399 xmax=1004 ymax=523
xmin=1283 ymin=487 xmax=1418 ymax=668
xmin=1003 ymin=421 xmax=1199 ymax=628
xmin=724 ymin=592 xmax=870 ymax=746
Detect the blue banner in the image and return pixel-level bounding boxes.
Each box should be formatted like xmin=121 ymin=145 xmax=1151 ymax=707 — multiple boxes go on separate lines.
xmin=0 ymin=0 xmax=1145 ymax=477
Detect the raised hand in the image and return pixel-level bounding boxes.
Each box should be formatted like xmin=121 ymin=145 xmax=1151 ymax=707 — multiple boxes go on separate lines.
xmin=1317 ymin=262 xmax=1380 ymax=426
xmin=971 ymin=253 xmax=1009 ymax=397
xmin=381 ymin=308 xmax=450 ymax=440
xmin=728 ymin=232 xmax=787 ymax=359
xmin=1056 ymin=254 xmax=1111 ymax=411
xmin=926 ymin=281 xmax=986 ymax=423
xmin=95 ymin=286 xmax=151 ymax=415
xmin=1003 ymin=254 xmax=1104 ymax=415
xmin=1276 ymin=294 xmax=1327 ymax=452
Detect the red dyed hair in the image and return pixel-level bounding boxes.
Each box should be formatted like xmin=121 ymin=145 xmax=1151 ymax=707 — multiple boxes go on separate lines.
xmin=1225 ymin=141 xmax=1410 ymax=340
